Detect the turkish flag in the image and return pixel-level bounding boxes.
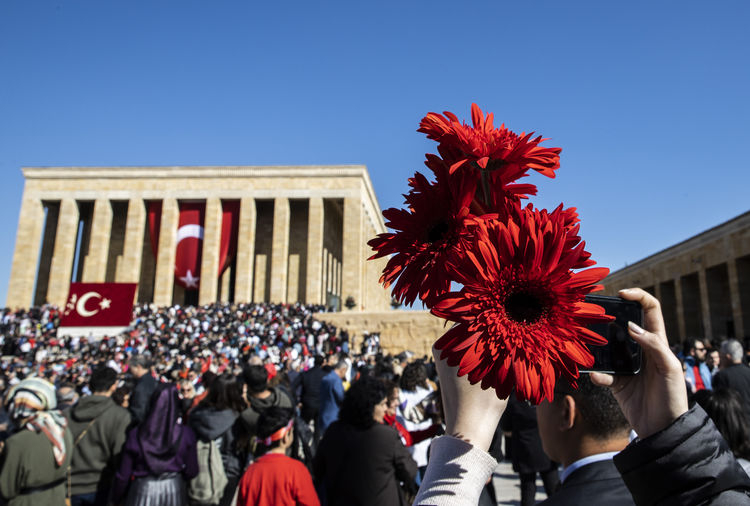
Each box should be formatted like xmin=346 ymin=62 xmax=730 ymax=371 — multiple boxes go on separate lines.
xmin=175 ymin=202 xmax=205 ymax=290
xmin=59 ymin=283 xmax=137 ymax=327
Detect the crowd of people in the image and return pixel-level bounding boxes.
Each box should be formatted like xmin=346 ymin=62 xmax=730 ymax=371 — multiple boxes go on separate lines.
xmin=0 ymin=292 xmax=749 ymax=505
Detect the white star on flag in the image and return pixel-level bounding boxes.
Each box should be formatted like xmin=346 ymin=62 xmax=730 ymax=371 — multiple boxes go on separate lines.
xmin=99 ymin=298 xmax=111 ymax=310
xmin=179 ymin=270 xmax=200 ymax=288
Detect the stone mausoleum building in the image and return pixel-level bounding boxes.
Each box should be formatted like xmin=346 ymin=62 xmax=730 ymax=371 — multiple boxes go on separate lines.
xmin=602 ymin=210 xmax=750 ymax=346
xmin=6 ymin=165 xmax=392 ymax=312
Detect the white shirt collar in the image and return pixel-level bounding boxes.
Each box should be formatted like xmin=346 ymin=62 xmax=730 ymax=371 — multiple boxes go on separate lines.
xmin=560 ymin=451 xmax=620 ymax=483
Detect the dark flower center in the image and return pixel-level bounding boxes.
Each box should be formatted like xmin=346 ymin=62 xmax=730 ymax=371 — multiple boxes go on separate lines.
xmin=505 ymin=291 xmax=545 ymax=324
xmin=426 ymin=221 xmax=450 ymax=244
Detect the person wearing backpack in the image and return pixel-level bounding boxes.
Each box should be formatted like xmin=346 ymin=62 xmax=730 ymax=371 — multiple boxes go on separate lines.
xmin=188 ymin=373 xmax=248 ymax=506
xmin=236 ymin=407 xmax=319 ymax=506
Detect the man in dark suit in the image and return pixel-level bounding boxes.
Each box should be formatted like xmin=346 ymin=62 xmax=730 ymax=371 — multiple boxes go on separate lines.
xmin=127 ymin=354 xmax=157 ymax=426
xmin=714 ymin=339 xmax=750 ymax=421
xmin=536 ymin=374 xmax=634 ymax=506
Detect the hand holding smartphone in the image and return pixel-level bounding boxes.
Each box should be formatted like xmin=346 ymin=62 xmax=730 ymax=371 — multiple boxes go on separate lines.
xmin=581 ymin=294 xmax=643 ymax=375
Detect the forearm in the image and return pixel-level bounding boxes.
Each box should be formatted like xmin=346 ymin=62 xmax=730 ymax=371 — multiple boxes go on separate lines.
xmin=414 ymin=436 xmax=498 ymax=506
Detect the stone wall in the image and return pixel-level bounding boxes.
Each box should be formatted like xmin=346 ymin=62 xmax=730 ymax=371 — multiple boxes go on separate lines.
xmin=315 ymin=310 xmax=449 ymax=357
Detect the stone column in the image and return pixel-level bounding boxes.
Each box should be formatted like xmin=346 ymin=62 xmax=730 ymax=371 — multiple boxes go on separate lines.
xmin=199 ymin=198 xmax=222 ymax=305
xmin=728 ymin=259 xmax=745 ymax=339
xmin=673 ymin=277 xmax=686 ymax=342
xmin=47 ymin=199 xmax=80 ymax=306
xmin=305 ymin=197 xmax=324 ymax=304
xmin=234 ymin=197 xmax=256 ymax=303
xmin=6 ymin=196 xmax=45 ymax=308
xmin=269 ymin=197 xmax=290 ymax=302
xmin=116 ymin=199 xmax=146 ymax=285
xmin=153 ymin=198 xmax=178 ymax=306
xmin=341 ymin=197 xmax=363 ymax=310
xmin=698 ymin=268 xmax=713 ymax=341
xmin=82 ymin=199 xmax=113 ymax=282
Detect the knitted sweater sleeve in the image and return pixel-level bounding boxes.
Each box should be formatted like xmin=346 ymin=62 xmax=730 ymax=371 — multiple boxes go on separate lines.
xmin=414 ymin=436 xmax=498 ymax=506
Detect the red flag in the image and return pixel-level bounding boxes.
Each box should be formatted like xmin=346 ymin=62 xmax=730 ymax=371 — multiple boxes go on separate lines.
xmin=59 ymin=283 xmax=137 ymax=327
xmin=175 ymin=202 xmax=206 ymax=290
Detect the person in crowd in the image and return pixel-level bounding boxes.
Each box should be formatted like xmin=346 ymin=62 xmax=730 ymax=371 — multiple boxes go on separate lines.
xmin=708 ymin=349 xmax=721 ymax=376
xmin=112 ymin=378 xmax=134 ymax=409
xmin=314 ymin=376 xmax=417 ymax=506
xmin=0 ymin=377 xmax=73 ymax=506
xmin=501 ymin=393 xmax=560 ymax=506
xmin=296 ymin=356 xmax=326 ymax=431
xmin=57 ymin=381 xmax=80 ymax=410
xmin=188 ymin=373 xmax=248 ymax=506
xmin=713 ymin=339 xmax=750 ymax=422
xmin=240 ymin=365 xmax=294 ymax=437
xmin=317 ymin=359 xmax=347 ymax=436
xmin=112 ymin=384 xmax=199 ymax=505
xmin=684 ymin=338 xmax=712 ymax=392
xmin=383 ymin=381 xmax=441 ymax=448
xmin=695 ymin=388 xmax=750 ymax=476
xmin=535 ymin=375 xmax=632 ymax=505
xmin=236 ymin=407 xmax=319 ymax=506
xmin=398 ymin=360 xmax=437 ymax=482
xmin=414 ymin=288 xmax=750 ymax=506
xmin=65 ymin=366 xmax=131 ymax=506
xmin=127 ymin=354 xmax=157 ymax=426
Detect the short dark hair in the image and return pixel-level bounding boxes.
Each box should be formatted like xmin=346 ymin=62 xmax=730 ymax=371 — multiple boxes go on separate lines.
xmin=557 ymin=374 xmax=630 ymax=439
xmin=89 ymin=366 xmax=118 ymax=393
xmin=256 ymin=407 xmax=294 ymax=453
xmin=339 ymin=376 xmax=386 ymax=430
xmin=243 ymin=365 xmax=268 ymax=394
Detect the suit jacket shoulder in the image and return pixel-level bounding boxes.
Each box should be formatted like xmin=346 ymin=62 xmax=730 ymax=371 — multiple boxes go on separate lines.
xmin=539 ymin=460 xmax=634 ymax=506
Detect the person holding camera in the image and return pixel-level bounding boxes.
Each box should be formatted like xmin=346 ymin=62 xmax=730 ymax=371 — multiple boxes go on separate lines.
xmin=414 ymin=288 xmax=750 ymax=506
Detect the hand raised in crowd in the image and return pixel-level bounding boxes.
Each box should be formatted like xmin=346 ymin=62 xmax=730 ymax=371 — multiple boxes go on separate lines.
xmin=432 ymin=345 xmax=507 ymax=452
xmin=591 ymin=288 xmax=689 ymax=438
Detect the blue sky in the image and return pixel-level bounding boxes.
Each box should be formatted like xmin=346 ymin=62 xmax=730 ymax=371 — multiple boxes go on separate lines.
xmin=1 ymin=1 xmax=749 ymax=305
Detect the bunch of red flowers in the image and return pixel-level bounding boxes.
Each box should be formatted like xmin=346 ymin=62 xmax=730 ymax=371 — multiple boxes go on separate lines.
xmin=368 ymin=104 xmax=612 ymax=403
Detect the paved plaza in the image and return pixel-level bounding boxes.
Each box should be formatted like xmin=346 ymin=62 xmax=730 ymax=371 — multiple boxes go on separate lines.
xmin=491 ymin=460 xmax=552 ymax=506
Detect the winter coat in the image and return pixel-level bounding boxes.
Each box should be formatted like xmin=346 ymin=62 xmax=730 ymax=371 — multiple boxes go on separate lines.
xmin=64 ymin=395 xmax=131 ymax=496
xmin=0 ymin=426 xmax=74 ymax=506
xmin=189 ymin=406 xmax=246 ymax=479
xmin=500 ymin=393 xmax=553 ymax=474
xmin=614 ymin=404 xmax=750 ymax=505
xmin=313 ymin=421 xmax=417 ymax=506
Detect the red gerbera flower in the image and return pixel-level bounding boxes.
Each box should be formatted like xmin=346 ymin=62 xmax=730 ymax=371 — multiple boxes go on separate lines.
xmin=418 ymin=103 xmax=561 ymax=197
xmin=430 ymin=205 xmax=612 ymax=403
xmin=368 ymin=169 xmax=481 ymax=307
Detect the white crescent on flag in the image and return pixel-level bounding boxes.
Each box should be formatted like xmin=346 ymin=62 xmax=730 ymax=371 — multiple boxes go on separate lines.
xmin=176 ymin=224 xmax=204 ymax=244
xmin=76 ymin=291 xmax=101 ymax=317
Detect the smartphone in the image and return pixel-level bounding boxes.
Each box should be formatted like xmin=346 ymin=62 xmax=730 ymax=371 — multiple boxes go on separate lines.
xmin=580 ymin=294 xmax=643 ymax=375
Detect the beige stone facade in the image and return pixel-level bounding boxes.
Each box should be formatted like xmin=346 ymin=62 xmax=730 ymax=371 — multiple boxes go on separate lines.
xmin=602 ymin=211 xmax=750 ymax=345
xmin=316 ymin=310 xmax=448 ymax=357
xmin=7 ymin=166 xmax=391 ymax=312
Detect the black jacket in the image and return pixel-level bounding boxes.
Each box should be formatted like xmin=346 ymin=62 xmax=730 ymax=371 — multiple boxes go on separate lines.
xmin=500 ymin=393 xmax=552 ymax=473
xmin=314 ymin=421 xmax=417 ymax=506
xmin=539 ymin=459 xmax=634 ymax=506
xmin=614 ymin=405 xmax=750 ymax=505
xmin=713 ymin=364 xmax=750 ymax=422
xmin=128 ymin=373 xmax=157 ymax=426
xmin=297 ymin=366 xmax=326 ymax=420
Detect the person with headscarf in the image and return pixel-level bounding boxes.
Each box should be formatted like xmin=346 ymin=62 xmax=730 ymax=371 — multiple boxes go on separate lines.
xmin=112 ymin=384 xmax=198 ymax=505
xmin=0 ymin=376 xmax=73 ymax=506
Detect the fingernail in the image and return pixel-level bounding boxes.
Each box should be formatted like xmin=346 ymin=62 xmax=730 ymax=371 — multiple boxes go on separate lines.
xmin=628 ymin=321 xmax=645 ymax=335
